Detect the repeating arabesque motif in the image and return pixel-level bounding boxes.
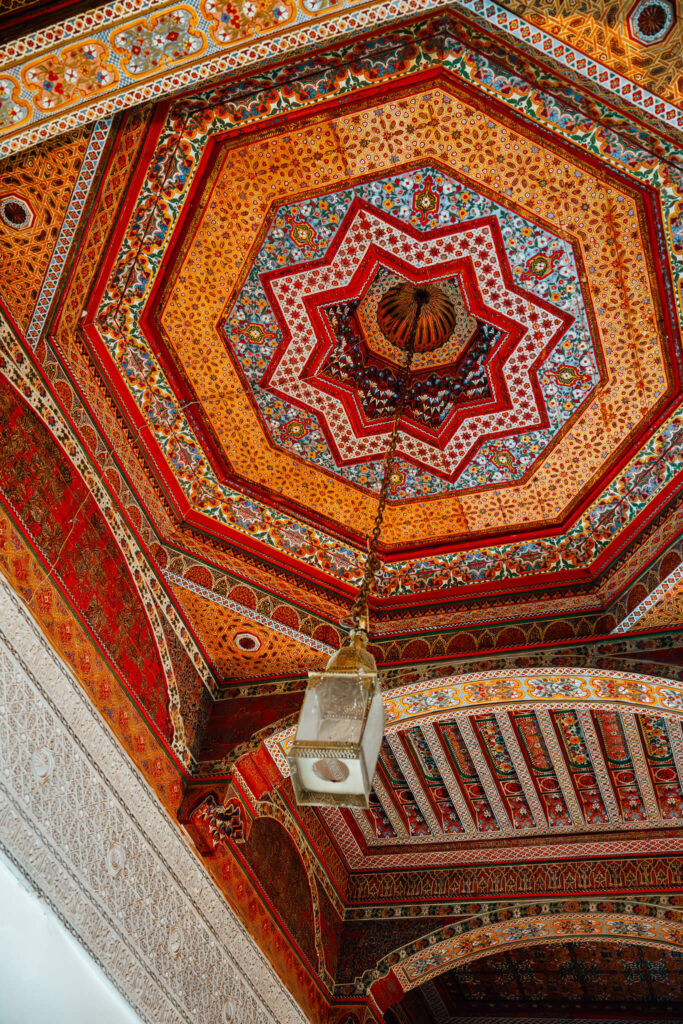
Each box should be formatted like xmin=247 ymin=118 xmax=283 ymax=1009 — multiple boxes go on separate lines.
xmin=0 ymin=313 xmax=215 ymax=767
xmin=348 ymin=894 xmax=683 ymax=995
xmin=394 ymin=913 xmax=683 ymax=989
xmin=346 ymin=853 xmax=683 ymax=906
xmin=0 ymin=0 xmax=448 ymax=152
xmin=0 ymin=74 xmax=27 ymax=131
xmin=501 ymin=0 xmax=683 ymax=109
xmin=383 ymin=669 xmax=683 ymax=729
xmin=90 ymin=21 xmax=683 ymax=598
xmin=0 ymin=576 xmax=307 ymax=1024
xmin=22 ymin=41 xmax=117 ymax=112
xmin=12 ymin=16 xmax=678 ymax=641
xmin=1 ymin=0 xmax=683 ymax=159
xmin=0 ymin=123 xmax=95 ymax=332
xmin=146 ymin=507 xmax=682 ymax=650
xmin=215 ymin=178 xmax=595 ymax=502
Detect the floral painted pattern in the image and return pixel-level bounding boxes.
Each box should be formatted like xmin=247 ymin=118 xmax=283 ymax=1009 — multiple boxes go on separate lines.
xmin=639 ymin=715 xmax=683 ymax=819
xmin=88 ymin=21 xmax=683 ymax=596
xmin=0 ymin=77 xmax=28 ymax=130
xmin=23 ymin=43 xmax=117 ymax=111
xmin=113 ymin=9 xmax=204 ymax=76
xmin=552 ymin=710 xmax=609 ymax=824
xmin=474 ymin=715 xmax=536 ymax=830
xmin=513 ymin=712 xmax=572 ymax=827
xmin=593 ymin=711 xmax=647 ymax=822
xmin=440 ymin=721 xmax=499 ymax=832
xmin=202 ymin=0 xmax=293 ymax=45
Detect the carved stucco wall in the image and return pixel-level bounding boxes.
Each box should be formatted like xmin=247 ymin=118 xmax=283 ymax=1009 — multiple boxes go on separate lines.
xmin=0 ymin=574 xmax=308 ymax=1024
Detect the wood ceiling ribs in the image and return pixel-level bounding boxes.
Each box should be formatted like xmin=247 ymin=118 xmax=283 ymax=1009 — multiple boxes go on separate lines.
xmin=577 ymin=708 xmax=622 ymax=821
xmin=373 ymin=774 xmax=407 ymax=840
xmin=622 ymin=712 xmax=661 ymax=823
xmin=495 ymin=711 xmax=548 ymax=830
xmin=265 ymin=706 xmax=683 ymax=878
xmin=535 ymin=708 xmax=584 ymax=826
xmin=450 ymin=717 xmax=512 ymax=833
xmin=388 ymin=733 xmax=441 ymax=837
xmin=667 ymin=718 xmax=683 ymax=786
xmin=422 ymin=722 xmax=477 ymax=834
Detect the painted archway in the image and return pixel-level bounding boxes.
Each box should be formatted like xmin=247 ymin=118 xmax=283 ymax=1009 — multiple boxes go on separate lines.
xmin=368 ymin=902 xmax=683 ymax=1014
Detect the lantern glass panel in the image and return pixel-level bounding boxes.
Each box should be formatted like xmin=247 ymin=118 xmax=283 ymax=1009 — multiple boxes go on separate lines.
xmin=288 ymin=644 xmax=384 ymax=806
xmin=362 ymin=688 xmax=385 ymax=781
xmin=295 ymin=673 xmax=368 ymax=745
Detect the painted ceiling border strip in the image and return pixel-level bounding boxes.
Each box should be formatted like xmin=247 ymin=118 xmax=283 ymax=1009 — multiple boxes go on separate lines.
xmin=163 ymin=568 xmax=336 ymax=655
xmin=0 ymin=0 xmax=681 ymax=157
xmin=25 ymin=116 xmax=114 ymax=349
xmin=612 ymin=561 xmax=683 ymax=633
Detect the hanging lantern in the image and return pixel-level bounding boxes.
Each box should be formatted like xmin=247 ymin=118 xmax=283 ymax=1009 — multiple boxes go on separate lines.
xmin=287 ymin=622 xmax=384 ymax=807
xmin=289 ymin=283 xmax=434 ymax=807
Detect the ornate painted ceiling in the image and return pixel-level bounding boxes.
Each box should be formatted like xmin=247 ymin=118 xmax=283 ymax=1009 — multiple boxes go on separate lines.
xmin=392 ymin=940 xmax=683 ymax=1022
xmin=2 ymin=1 xmax=683 ymax=1023
xmin=265 ymin=688 xmax=683 ymax=870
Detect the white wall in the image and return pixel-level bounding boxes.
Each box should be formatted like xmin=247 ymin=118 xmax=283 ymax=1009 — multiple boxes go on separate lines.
xmin=0 ymin=849 xmax=142 ymax=1024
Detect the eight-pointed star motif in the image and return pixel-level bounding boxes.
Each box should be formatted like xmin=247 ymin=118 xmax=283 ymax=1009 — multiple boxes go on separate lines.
xmin=262 ymin=201 xmax=574 ymax=480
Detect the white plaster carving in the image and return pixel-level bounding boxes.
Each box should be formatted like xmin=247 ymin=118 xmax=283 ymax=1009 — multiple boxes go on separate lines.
xmin=0 ymin=575 xmax=307 ymax=1024
xmin=106 ymin=844 xmax=126 ymax=878
xmin=31 ymin=746 xmax=54 ymax=784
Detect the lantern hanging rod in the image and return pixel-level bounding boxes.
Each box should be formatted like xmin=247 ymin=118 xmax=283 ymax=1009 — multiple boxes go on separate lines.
xmin=349 ymin=287 xmax=428 ymax=631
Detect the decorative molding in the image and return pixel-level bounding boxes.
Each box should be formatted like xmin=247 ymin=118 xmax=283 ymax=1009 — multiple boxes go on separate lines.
xmin=0 ymin=573 xmax=307 ymax=1024
xmin=164 ymin=570 xmax=335 ymax=656
xmin=613 ymin=562 xmax=683 ymax=633
xmin=25 ymin=116 xmax=113 ymax=348
xmin=668 ymin=718 xmax=683 ymax=789
xmin=1 ymin=0 xmax=681 ymax=157
xmin=393 ymin=912 xmax=683 ymax=990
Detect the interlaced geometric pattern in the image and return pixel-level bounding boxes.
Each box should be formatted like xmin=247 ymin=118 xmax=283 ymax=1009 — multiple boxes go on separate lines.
xmin=225 ymin=170 xmax=595 ymax=498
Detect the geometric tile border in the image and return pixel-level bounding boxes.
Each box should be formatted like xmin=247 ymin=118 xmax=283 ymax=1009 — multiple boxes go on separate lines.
xmin=613 ymin=562 xmax=683 ymax=634
xmin=25 ymin=116 xmax=113 ymax=348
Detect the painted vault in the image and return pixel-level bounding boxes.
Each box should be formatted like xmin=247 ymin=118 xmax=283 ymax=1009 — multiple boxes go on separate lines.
xmin=2 ymin=2 xmax=683 ymax=1022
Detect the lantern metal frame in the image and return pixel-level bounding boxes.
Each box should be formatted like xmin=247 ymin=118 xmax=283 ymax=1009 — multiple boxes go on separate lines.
xmin=287 ymin=622 xmax=384 ymax=807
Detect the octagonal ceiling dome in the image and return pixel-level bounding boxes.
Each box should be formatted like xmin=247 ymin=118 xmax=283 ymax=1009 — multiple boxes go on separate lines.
xmin=84 ymin=72 xmax=681 ymax=602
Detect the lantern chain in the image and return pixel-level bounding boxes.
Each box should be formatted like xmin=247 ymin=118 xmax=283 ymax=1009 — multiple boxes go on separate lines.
xmin=350 ymin=300 xmax=421 ymax=629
